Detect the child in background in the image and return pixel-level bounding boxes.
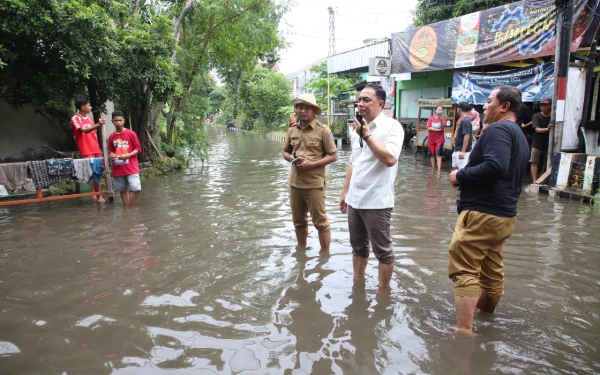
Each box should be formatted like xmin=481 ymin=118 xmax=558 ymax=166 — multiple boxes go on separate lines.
xmin=108 ymin=111 xmax=142 ymax=206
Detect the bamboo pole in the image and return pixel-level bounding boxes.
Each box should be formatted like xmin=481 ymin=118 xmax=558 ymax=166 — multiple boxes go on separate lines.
xmin=327 ymin=73 xmax=331 ymax=127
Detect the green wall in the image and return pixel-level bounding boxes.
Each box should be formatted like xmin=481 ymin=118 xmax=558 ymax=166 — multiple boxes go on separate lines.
xmin=395 ymin=70 xmax=454 ymax=118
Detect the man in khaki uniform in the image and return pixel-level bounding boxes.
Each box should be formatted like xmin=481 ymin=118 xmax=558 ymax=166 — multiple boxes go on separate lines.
xmin=283 ymin=94 xmax=338 ymax=252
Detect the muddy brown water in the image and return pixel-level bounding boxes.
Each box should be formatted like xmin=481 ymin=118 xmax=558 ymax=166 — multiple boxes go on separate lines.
xmin=0 ymin=128 xmax=599 ymax=374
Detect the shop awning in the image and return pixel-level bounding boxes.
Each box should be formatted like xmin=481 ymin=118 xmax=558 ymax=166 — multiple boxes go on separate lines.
xmin=327 ymin=40 xmax=390 ymax=74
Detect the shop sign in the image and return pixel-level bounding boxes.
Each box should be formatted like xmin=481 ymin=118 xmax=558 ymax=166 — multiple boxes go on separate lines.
xmin=451 ymin=62 xmax=555 ymax=104
xmin=391 ymin=0 xmax=596 ymax=73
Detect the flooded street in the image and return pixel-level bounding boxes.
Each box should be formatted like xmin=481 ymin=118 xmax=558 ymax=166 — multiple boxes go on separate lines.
xmin=1 ymin=127 xmax=599 ymax=374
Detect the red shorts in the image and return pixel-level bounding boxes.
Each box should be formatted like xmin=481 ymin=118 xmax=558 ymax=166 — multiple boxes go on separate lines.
xmin=83 ymin=153 xmax=103 ymax=158
xmin=429 ymin=142 xmax=444 ymax=157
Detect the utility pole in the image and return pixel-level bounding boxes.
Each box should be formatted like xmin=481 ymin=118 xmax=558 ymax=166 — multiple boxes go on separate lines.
xmin=328 ymin=6 xmax=336 ymax=127
xmin=548 ymin=0 xmax=574 ymax=176
xmin=328 ymin=6 xmax=336 ymax=57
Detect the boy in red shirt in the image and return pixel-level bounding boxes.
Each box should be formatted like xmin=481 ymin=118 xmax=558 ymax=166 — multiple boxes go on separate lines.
xmin=71 ymin=96 xmax=105 ymax=203
xmin=108 ymin=111 xmax=142 ymax=206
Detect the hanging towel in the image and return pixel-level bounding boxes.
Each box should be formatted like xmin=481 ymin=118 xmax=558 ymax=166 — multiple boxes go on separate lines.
xmin=89 ymin=158 xmax=104 ymax=184
xmin=73 ymin=159 xmax=93 ymax=183
xmin=0 ymin=162 xmax=28 ymax=191
xmin=28 ymin=161 xmax=61 ymax=188
xmin=47 ymin=158 xmax=74 ymax=176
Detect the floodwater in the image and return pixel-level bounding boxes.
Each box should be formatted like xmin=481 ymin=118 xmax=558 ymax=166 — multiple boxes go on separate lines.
xmin=0 ymin=127 xmax=599 ymax=375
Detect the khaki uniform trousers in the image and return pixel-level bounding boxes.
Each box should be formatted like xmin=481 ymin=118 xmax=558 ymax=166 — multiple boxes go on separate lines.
xmin=290 ymin=186 xmax=330 ymax=233
xmin=448 ymin=210 xmax=516 ymax=298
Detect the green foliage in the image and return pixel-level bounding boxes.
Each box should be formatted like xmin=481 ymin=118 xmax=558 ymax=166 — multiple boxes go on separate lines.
xmin=49 ymin=179 xmax=77 ymax=197
xmin=238 ymin=66 xmax=291 ymax=132
xmin=413 ymin=0 xmax=513 ymax=27
xmin=139 ymin=157 xmax=185 ymax=181
xmin=305 ymin=62 xmax=355 ymax=111
xmin=402 ymin=123 xmax=417 ymax=146
xmin=330 ymin=121 xmax=348 ymax=137
xmin=278 ymin=105 xmax=295 ymax=129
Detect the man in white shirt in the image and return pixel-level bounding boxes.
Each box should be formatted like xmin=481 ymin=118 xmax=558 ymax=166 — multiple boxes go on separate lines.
xmin=339 ymin=83 xmax=405 ymax=290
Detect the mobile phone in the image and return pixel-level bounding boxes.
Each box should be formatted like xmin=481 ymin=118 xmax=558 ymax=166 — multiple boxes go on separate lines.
xmin=292 ymin=152 xmax=301 ymax=165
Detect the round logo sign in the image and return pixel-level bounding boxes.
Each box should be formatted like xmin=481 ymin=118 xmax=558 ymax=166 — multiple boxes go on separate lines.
xmin=376 ymin=59 xmax=388 ymax=75
xmin=409 ymin=26 xmax=438 ymax=71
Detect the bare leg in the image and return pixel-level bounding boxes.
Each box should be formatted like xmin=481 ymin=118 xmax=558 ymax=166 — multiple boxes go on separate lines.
xmin=378 ymin=262 xmax=394 ymax=289
xmin=318 ymin=231 xmax=330 ymax=252
xmin=531 ymin=162 xmax=539 ymax=182
xmin=476 ymin=292 xmax=501 ymax=314
xmin=120 ymin=191 xmax=130 ymax=205
xmin=454 ymin=296 xmax=478 ymax=338
xmin=430 ymin=156 xmax=435 ymax=170
xmin=353 ymin=255 xmax=368 ymax=281
xmin=436 ymin=156 xmax=443 ymax=175
xmin=91 ymin=180 xmax=105 ymax=204
xmin=128 ymin=191 xmax=141 ymax=206
xmin=295 ymin=227 xmax=308 ymax=247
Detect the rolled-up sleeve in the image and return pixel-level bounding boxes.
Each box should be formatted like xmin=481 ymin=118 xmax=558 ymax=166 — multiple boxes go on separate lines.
xmin=283 ymin=128 xmax=292 ymax=152
xmin=384 ymin=124 xmax=404 ymax=160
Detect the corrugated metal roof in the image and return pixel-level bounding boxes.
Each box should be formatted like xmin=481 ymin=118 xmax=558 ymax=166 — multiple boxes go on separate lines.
xmin=327 ymin=40 xmax=390 ymax=74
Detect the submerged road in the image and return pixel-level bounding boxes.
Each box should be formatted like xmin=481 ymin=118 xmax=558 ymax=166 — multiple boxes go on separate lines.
xmin=0 ymin=127 xmax=599 ymax=374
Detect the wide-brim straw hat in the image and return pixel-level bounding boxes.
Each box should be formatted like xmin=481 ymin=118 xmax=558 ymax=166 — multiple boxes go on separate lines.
xmin=292 ymin=93 xmax=322 ymax=116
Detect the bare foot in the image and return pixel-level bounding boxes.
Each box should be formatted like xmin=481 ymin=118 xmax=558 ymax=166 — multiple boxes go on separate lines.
xmin=90 ymin=197 xmax=98 ymax=204
xmin=97 ymin=196 xmax=106 ymax=204
xmin=452 ymin=328 xmax=477 ymax=338
xmin=377 ymin=285 xmax=391 ymax=293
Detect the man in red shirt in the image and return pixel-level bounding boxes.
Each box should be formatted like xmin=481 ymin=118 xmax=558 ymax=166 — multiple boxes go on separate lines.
xmin=108 ymin=111 xmax=142 ymax=206
xmin=71 ymin=96 xmax=105 ymax=203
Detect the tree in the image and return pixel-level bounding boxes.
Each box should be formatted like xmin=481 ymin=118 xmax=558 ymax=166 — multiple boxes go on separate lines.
xmin=0 ymin=0 xmax=176 ymax=161
xmin=305 ymin=62 xmax=355 ymax=111
xmin=238 ymin=66 xmax=291 ymax=131
xmin=1 ymin=0 xmax=289 ymax=164
xmin=161 ymin=0 xmax=287 ymax=151
xmin=413 ymin=0 xmax=513 ymax=27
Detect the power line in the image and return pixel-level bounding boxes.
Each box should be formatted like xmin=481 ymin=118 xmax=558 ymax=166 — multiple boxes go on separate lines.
xmin=287 ymin=33 xmax=363 ymax=42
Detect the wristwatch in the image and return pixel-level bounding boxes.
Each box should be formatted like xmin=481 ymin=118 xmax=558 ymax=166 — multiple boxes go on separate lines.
xmin=362 ymin=134 xmax=371 ymax=141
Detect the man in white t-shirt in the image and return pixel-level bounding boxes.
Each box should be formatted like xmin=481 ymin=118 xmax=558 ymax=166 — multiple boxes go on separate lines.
xmin=339 ymin=83 xmax=405 ymax=290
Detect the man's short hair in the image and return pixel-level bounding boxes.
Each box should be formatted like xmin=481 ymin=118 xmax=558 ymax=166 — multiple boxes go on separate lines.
xmin=112 ymin=110 xmax=125 ymax=119
xmin=75 ymin=96 xmax=90 ymax=112
xmin=365 ymin=83 xmax=386 ymax=102
xmin=495 ymin=86 xmax=521 ymax=113
xmin=457 ymin=102 xmax=472 ymax=112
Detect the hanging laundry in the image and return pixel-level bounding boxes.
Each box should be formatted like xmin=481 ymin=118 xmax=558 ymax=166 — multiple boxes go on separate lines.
xmin=0 ymin=162 xmax=28 ymax=191
xmin=28 ymin=161 xmax=61 ymax=188
xmin=89 ymin=158 xmax=104 ymax=184
xmin=72 ymin=159 xmax=93 ymax=183
xmin=47 ymin=158 xmax=74 ymax=176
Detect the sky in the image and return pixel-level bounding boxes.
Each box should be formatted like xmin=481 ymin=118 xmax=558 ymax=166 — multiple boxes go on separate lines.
xmin=278 ymin=0 xmax=419 ymax=75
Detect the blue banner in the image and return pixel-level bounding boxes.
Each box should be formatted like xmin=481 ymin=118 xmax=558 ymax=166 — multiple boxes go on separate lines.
xmin=451 ymin=62 xmax=554 ymax=104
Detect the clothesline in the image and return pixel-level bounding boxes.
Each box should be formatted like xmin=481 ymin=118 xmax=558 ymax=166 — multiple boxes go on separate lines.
xmin=0 ymin=158 xmax=111 ymax=207
xmin=0 ymin=158 xmax=103 ymax=193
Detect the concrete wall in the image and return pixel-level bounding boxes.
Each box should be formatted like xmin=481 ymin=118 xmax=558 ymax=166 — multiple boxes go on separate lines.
xmin=0 ymin=101 xmax=117 ymax=162
xmin=0 ymin=101 xmax=75 ymax=161
xmin=395 ymin=70 xmax=454 ymax=118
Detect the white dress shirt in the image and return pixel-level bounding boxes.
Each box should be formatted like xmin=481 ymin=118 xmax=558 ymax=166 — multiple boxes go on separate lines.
xmin=345 ymin=112 xmax=404 ymax=209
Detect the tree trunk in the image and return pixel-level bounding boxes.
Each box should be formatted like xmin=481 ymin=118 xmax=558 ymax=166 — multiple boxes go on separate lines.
xmin=167 ymin=116 xmax=177 ymax=144
xmin=87 ymin=79 xmax=106 ymax=152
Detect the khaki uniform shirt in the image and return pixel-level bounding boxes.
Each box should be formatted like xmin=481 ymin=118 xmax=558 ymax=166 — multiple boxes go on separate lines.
xmin=283 ymin=118 xmax=337 ymax=189
xmin=288 ymin=114 xmax=298 ymax=127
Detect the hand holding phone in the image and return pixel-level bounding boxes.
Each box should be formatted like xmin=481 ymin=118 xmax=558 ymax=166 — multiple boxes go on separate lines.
xmin=292 ymin=152 xmax=302 ymax=165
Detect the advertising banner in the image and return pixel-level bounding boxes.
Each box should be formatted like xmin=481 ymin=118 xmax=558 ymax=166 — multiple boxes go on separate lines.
xmin=391 ymin=0 xmax=597 ymax=73
xmin=451 ymin=62 xmax=555 ymax=104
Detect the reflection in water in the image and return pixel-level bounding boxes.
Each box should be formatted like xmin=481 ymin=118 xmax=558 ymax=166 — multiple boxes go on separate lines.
xmin=0 ymin=128 xmax=599 ymax=374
